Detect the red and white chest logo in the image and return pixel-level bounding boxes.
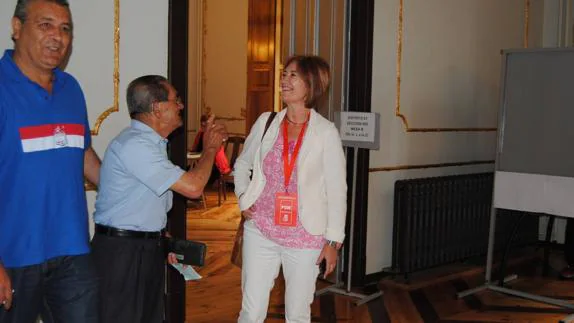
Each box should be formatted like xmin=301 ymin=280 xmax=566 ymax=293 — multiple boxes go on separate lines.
xmin=19 ymin=124 xmax=85 ymax=153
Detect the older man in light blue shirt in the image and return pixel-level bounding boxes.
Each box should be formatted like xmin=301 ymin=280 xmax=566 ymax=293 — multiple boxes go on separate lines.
xmin=92 ymin=75 xmax=227 ymax=323
xmin=94 ymin=120 xmax=182 ymax=231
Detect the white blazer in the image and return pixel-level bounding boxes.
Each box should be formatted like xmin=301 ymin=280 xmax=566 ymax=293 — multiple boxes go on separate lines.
xmin=234 ymin=109 xmax=347 ymax=242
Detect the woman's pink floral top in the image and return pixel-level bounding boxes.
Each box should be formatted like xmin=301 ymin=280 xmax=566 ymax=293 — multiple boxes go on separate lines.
xmin=252 ymin=135 xmax=324 ymax=249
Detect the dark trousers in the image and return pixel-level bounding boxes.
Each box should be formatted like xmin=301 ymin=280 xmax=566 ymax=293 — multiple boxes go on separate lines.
xmin=92 ymin=234 xmax=165 ymax=323
xmin=0 ymin=254 xmax=99 ymax=323
xmin=566 ymin=218 xmax=574 ymax=266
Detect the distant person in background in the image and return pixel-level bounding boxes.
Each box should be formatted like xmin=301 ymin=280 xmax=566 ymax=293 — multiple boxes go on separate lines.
xmin=561 ymin=219 xmax=574 ymax=279
xmin=191 ymin=114 xmax=231 ymax=184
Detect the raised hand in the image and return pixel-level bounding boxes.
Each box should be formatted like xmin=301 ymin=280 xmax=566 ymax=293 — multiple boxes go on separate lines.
xmin=202 ymin=114 xmax=228 ymax=152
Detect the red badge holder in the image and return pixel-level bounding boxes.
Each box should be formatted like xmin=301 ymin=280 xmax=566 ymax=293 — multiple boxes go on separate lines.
xmin=274 ymin=192 xmax=298 ymax=226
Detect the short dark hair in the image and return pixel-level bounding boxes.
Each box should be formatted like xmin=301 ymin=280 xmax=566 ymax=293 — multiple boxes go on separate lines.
xmin=126 ymin=75 xmax=169 ymax=118
xmin=13 ymin=0 xmax=70 ymax=23
xmin=283 ymin=55 xmax=331 ymax=109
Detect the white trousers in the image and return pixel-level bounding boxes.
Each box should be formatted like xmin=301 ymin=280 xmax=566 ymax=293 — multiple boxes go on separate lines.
xmin=238 ymin=220 xmax=322 ymax=323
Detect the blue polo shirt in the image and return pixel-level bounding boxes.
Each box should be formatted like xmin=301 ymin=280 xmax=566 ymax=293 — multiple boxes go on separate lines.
xmin=0 ymin=50 xmax=92 ymax=268
xmin=94 ymin=120 xmax=185 ymax=232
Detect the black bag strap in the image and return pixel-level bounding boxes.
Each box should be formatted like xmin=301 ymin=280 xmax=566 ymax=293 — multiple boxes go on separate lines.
xmin=261 ymin=112 xmax=277 ymax=141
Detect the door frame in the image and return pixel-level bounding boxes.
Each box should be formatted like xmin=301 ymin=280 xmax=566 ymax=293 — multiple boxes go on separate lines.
xmin=165 ymin=0 xmax=377 ymax=320
xmin=345 ymin=0 xmax=375 ymax=287
xmin=166 ymin=1 xmax=189 ymax=322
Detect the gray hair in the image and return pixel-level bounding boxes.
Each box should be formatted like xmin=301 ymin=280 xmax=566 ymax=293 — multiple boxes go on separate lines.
xmin=126 ymin=75 xmax=169 ymax=117
xmin=14 ymin=0 xmax=70 ymax=23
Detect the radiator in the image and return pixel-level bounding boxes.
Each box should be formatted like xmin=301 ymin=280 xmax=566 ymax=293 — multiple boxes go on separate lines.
xmin=392 ymin=172 xmax=539 ymax=274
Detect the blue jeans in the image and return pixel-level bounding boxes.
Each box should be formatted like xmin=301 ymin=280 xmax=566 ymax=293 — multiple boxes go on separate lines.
xmin=0 ymin=254 xmax=99 ymax=323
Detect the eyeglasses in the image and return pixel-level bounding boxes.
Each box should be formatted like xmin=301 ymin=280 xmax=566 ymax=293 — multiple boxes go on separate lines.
xmin=164 ymin=97 xmax=183 ymax=106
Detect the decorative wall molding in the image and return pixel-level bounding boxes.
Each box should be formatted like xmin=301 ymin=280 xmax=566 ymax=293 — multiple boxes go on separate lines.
xmin=394 ymin=0 xmax=530 ymax=132
xmin=216 ymin=116 xmax=246 ymax=122
xmin=86 ymin=0 xmax=120 ymax=191
xmin=194 ymin=0 xmax=248 ymax=135
xmin=523 ymin=0 xmax=530 ymax=48
xmin=90 ymin=0 xmax=120 ymax=136
xmin=369 ymin=159 xmax=494 ymax=172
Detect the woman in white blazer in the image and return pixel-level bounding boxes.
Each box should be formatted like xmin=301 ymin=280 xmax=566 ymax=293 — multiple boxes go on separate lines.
xmin=234 ymin=55 xmax=347 ymax=323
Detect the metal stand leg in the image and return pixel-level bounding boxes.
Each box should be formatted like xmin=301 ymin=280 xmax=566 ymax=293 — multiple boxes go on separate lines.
xmin=497 ymin=213 xmax=526 ymax=286
xmin=314 ymin=147 xmax=383 ymax=306
xmin=315 ymin=244 xmax=384 ymax=305
xmin=488 ymin=285 xmax=574 ymax=309
xmin=457 ymin=208 xmax=574 ymax=322
xmin=543 ymin=214 xmax=555 ymax=277
xmin=456 ymin=274 xmax=518 ymax=298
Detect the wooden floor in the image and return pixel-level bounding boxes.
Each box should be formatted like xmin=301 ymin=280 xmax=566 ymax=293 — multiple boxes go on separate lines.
xmin=185 ymin=188 xmax=574 ymax=323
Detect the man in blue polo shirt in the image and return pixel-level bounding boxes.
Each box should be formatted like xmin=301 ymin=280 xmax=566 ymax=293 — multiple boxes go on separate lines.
xmin=92 ymin=75 xmax=227 ymax=322
xmin=0 ymin=0 xmax=101 ymax=322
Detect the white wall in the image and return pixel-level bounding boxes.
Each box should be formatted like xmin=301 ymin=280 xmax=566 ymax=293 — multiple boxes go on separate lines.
xmin=204 ymin=0 xmax=248 ymax=136
xmin=366 ymin=0 xmax=547 ymax=274
xmin=187 ymin=0 xmax=248 ymax=144
xmin=0 ymin=1 xmax=169 ymax=235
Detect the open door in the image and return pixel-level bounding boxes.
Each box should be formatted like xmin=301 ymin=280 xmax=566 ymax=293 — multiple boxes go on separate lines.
xmin=245 ymin=0 xmax=280 ymax=132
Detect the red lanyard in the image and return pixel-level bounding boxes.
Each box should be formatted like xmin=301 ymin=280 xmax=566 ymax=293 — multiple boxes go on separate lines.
xmin=282 ymin=115 xmax=309 ymax=190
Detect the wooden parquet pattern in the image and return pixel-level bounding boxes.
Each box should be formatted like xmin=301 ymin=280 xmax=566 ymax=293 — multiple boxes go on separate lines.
xmin=185 ymin=189 xmax=574 ymax=323
xmin=185 ymin=191 xmax=371 ymax=322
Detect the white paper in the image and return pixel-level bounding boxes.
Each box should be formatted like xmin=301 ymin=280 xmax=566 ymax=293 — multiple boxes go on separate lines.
xmin=170 ymin=263 xmax=202 ymax=281
xmin=339 ymin=112 xmax=376 ymax=143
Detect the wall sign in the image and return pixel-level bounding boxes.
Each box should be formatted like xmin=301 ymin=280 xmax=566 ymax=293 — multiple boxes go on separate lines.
xmin=335 ymin=112 xmax=380 ymax=150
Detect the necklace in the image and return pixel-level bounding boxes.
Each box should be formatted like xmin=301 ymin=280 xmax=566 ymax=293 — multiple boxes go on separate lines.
xmin=285 ymin=115 xmax=308 ymax=125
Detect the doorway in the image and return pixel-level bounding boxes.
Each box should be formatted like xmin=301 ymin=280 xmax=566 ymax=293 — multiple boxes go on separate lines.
xmin=166 ymin=0 xmax=373 ymax=321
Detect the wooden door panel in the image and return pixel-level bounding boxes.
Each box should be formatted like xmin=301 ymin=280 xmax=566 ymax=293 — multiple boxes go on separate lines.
xmin=251 ymin=67 xmax=273 ymax=88
xmin=246 ymin=0 xmax=278 ymax=132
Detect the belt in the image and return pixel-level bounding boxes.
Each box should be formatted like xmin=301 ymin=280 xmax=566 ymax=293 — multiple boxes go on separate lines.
xmin=95 ymin=224 xmax=162 ymax=240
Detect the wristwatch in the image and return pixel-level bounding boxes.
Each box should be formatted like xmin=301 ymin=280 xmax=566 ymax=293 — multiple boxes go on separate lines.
xmin=325 ymin=240 xmax=338 ymax=247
